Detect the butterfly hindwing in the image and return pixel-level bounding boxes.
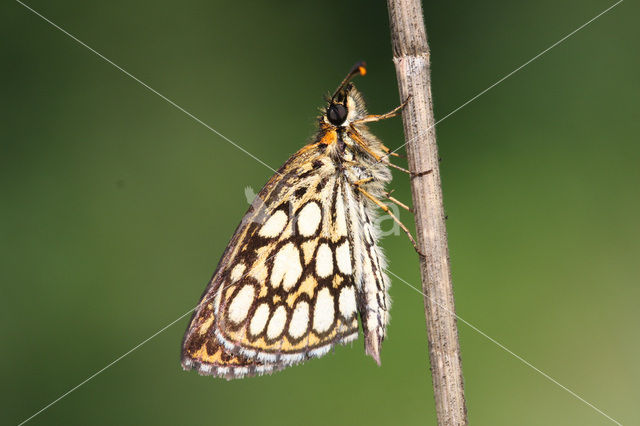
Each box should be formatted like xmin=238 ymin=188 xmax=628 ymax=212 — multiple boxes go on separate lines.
xmin=181 ymin=326 xmax=283 ymax=379
xmin=213 ymin=176 xmax=360 ymax=363
xmin=182 ymin=136 xmax=361 ymax=377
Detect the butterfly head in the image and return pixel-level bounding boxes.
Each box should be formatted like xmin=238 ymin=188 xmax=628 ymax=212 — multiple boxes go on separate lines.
xmin=324 ymin=62 xmax=368 ymax=128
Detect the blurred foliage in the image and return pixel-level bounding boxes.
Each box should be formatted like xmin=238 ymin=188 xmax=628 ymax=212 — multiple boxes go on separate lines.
xmin=2 ymin=0 xmax=638 ymax=425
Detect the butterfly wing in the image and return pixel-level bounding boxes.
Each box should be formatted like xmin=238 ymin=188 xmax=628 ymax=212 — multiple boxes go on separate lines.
xmin=182 ymin=133 xmax=361 ymax=378
xmin=181 ymin=332 xmax=283 ymax=379
xmin=343 ymin=182 xmax=391 ymax=365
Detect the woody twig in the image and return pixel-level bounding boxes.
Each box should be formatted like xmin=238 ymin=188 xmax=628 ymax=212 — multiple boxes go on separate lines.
xmin=386 ymin=1 xmax=468 ymax=424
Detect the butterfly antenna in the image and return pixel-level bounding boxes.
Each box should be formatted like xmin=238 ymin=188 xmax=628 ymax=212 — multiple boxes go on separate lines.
xmin=331 ymin=61 xmax=367 ymax=102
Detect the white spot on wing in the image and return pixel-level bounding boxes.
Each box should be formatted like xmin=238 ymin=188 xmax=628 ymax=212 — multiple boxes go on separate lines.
xmin=288 ymin=301 xmax=309 ymax=339
xmin=297 ymin=202 xmax=322 ymax=237
xmin=313 ymin=287 xmax=335 ymax=333
xmin=259 ymin=210 xmax=288 ymax=238
xmin=335 ymin=193 xmax=348 ymax=236
xmin=270 ymin=242 xmax=303 ymax=290
xmin=266 ymin=305 xmax=287 ymax=339
xmin=249 ymin=303 xmax=270 ymax=335
xmin=335 ymin=241 xmax=352 ymax=275
xmin=339 ymin=286 xmax=356 ymax=319
xmin=315 ymin=243 xmax=333 ymax=278
xmin=228 ymin=285 xmax=255 ymax=323
xmin=230 ymin=263 xmax=246 ymax=282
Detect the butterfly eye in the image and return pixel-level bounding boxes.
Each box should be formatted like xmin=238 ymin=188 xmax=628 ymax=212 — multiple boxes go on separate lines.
xmin=327 ymin=104 xmax=348 ymax=126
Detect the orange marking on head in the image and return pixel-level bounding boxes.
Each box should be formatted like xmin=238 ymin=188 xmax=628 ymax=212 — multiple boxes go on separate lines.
xmin=319 ymin=130 xmax=337 ymax=145
xmin=358 ymin=66 xmax=367 ymax=76
xmin=297 ymin=130 xmax=337 ymax=155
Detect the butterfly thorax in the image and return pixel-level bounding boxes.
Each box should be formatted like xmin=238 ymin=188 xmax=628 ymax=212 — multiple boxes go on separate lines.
xmin=319 ymin=85 xmax=392 ymax=197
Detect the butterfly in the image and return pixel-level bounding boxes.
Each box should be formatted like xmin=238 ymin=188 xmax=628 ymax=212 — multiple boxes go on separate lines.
xmin=181 ymin=62 xmax=422 ymax=379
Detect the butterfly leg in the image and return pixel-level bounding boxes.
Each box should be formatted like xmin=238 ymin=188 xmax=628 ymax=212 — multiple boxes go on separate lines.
xmin=386 ymin=161 xmax=433 ymax=179
xmin=353 ymin=177 xmax=374 ymax=186
xmin=385 ymin=190 xmax=412 ymax=213
xmin=352 ymin=97 xmax=411 ymax=156
xmin=356 ymin=185 xmax=424 ymax=257
xmin=354 ymin=177 xmax=414 ymax=215
xmin=351 ymin=96 xmax=410 ymax=125
xmin=347 ymin=125 xmax=432 ymax=178
xmin=347 ymin=127 xmax=386 ymax=162
xmin=379 ymin=142 xmax=402 ymax=158
xmin=347 ymin=127 xmax=410 ymax=173
xmin=388 ymin=162 xmax=412 ymax=174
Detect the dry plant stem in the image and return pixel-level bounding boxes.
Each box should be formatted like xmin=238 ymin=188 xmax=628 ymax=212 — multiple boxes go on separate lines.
xmin=387 ymin=1 xmax=468 ymax=425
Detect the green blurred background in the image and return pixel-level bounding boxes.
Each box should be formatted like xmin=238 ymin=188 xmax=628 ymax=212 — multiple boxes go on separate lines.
xmin=2 ymin=0 xmax=638 ymax=424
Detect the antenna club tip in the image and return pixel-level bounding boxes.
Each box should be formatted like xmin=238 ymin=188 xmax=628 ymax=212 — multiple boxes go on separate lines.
xmin=354 ymin=61 xmax=367 ymax=76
